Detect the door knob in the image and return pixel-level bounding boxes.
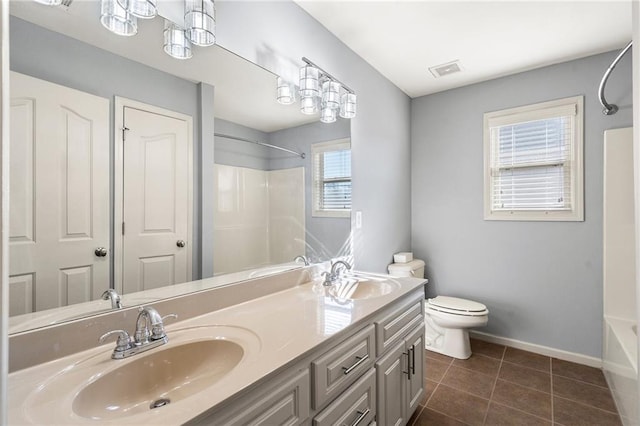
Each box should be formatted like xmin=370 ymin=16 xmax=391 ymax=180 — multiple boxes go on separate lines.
xmin=176 ymin=240 xmax=186 ymax=248
xmin=95 ymin=247 xmax=108 ymax=257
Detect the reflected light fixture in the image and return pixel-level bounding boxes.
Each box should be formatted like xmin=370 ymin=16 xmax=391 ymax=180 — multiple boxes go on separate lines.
xmin=185 ymin=0 xmax=216 ymax=47
xmin=100 ymin=0 xmax=137 ymax=37
xmin=276 ymin=77 xmax=296 ymax=105
xmin=288 ymin=57 xmax=356 ymax=123
xmin=33 ymin=0 xmax=63 ymax=5
xmin=116 ymin=0 xmax=157 ymax=19
xmin=163 ymin=20 xmax=192 ymax=60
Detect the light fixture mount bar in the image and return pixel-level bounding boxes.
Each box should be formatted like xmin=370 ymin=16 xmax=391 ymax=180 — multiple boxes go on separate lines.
xmin=302 ymin=57 xmax=354 ymax=94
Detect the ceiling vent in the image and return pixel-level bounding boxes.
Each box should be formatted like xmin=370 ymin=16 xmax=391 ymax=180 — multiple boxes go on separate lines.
xmin=429 ymin=60 xmax=463 ymax=78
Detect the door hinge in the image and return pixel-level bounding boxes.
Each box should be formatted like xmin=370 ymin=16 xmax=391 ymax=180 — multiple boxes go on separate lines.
xmin=122 ymin=222 xmax=125 ymax=235
xmin=122 ymin=126 xmax=130 ymax=141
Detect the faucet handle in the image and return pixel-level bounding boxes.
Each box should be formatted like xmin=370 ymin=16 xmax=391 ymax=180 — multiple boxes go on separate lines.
xmin=162 ymin=313 xmax=178 ymax=322
xmin=99 ymin=329 xmax=132 ymax=351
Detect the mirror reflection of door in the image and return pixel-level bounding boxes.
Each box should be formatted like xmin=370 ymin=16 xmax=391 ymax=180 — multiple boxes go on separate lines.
xmin=115 ymin=99 xmax=193 ymax=294
xmin=9 ymin=72 xmax=110 ymax=315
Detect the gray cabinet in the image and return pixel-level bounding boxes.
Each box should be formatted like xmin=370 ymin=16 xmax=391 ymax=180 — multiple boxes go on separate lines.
xmin=375 ymin=324 xmax=425 ymax=426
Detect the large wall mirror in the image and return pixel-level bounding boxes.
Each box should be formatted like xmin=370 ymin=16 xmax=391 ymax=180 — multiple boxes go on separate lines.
xmin=7 ymin=0 xmax=352 ymax=334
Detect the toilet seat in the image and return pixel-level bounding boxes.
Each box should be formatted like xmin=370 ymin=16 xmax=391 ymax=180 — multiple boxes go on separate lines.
xmin=427 ymin=296 xmax=488 ymax=317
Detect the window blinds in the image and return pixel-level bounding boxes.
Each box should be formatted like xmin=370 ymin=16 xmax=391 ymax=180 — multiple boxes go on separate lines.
xmin=488 ymin=107 xmax=575 ymax=211
xmin=315 ymin=149 xmax=352 ymax=210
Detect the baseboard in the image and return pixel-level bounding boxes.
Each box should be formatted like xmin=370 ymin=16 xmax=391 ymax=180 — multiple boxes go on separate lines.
xmin=469 ymin=330 xmax=603 ymax=369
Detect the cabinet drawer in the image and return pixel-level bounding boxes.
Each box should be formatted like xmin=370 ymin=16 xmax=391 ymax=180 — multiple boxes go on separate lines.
xmin=313 ymin=368 xmax=376 ymax=426
xmin=312 ymin=325 xmax=375 ymax=409
xmin=375 ymin=298 xmax=423 ymax=356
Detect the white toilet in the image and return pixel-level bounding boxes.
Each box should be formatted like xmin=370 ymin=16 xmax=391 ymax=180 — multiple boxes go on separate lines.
xmin=424 ymin=296 xmax=488 ymax=359
xmin=388 ymin=258 xmax=489 ymax=360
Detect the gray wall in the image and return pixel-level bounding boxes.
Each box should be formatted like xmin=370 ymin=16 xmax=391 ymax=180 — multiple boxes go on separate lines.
xmin=411 ymin=51 xmax=633 ymax=357
xmin=216 ymin=1 xmax=412 ymax=272
xmin=214 ymin=118 xmax=271 ymax=170
xmin=10 ymin=16 xmax=207 ymax=281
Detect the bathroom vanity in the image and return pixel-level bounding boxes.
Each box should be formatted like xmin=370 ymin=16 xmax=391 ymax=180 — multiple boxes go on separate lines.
xmin=8 ymin=269 xmax=427 ymax=425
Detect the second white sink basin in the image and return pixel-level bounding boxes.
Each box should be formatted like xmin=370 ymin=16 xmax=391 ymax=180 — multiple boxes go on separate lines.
xmin=328 ymin=275 xmax=400 ymax=301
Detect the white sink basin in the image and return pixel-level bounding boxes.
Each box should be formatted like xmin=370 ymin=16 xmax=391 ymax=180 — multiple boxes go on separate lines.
xmin=73 ymin=339 xmax=244 ymax=420
xmin=328 ymin=275 xmax=400 ymax=301
xmin=23 ymin=325 xmax=261 ymax=424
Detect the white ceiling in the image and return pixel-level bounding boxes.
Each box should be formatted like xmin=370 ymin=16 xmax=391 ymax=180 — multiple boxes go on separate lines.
xmin=296 ymin=0 xmax=633 ymax=98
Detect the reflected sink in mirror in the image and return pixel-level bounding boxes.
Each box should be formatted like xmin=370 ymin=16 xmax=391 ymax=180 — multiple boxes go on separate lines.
xmin=73 ymin=339 xmax=243 ymax=420
xmin=23 ymin=325 xmax=261 ymax=424
xmin=328 ymin=275 xmax=400 ymax=301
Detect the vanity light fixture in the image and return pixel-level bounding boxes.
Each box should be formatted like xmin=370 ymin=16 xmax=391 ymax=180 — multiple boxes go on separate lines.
xmin=35 ymin=0 xmax=217 ymax=60
xmin=100 ymin=0 xmax=138 ymax=37
xmin=185 ymin=0 xmax=216 ymax=47
xmin=116 ymin=0 xmax=157 ymax=19
xmin=290 ymin=57 xmax=357 ymax=123
xmin=163 ymin=20 xmax=192 ymax=60
xmin=276 ymin=77 xmax=296 ymax=105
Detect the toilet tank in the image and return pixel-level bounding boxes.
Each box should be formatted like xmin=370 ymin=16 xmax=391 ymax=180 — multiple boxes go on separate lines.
xmin=388 ymin=259 xmax=425 ymax=278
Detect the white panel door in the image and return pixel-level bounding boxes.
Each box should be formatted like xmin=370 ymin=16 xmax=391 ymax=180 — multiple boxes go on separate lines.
xmin=9 ymin=72 xmax=110 ymax=314
xmin=120 ymin=103 xmax=192 ymax=294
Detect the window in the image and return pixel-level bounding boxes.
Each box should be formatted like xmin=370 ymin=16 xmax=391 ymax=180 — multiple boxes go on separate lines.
xmin=312 ymin=139 xmax=351 ymax=218
xmin=483 ymin=96 xmax=584 ymax=221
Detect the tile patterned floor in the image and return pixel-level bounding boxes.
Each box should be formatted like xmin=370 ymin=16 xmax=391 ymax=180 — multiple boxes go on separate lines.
xmin=409 ymin=339 xmax=622 ymax=426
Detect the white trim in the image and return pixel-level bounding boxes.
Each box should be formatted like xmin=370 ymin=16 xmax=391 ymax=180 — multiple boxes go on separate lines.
xmin=114 ymin=97 xmax=193 ymax=293
xmin=483 ymin=96 xmax=584 ymax=222
xmin=470 ymin=330 xmax=603 ymax=369
xmin=0 ymin=0 xmax=9 ymax=420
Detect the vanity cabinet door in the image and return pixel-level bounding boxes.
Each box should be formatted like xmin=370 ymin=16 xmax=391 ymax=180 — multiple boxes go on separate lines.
xmin=375 ymin=340 xmax=407 ymax=426
xmin=375 ymin=297 xmax=423 ymax=356
xmin=405 ymin=324 xmax=425 ymax=417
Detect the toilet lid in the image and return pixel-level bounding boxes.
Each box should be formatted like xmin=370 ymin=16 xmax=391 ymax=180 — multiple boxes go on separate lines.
xmin=427 ymin=296 xmax=488 ymax=315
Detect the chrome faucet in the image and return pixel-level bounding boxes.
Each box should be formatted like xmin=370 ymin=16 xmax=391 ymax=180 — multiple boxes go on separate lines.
xmin=293 ymin=255 xmax=310 ymax=266
xmin=322 ymin=260 xmax=352 ymax=286
xmin=101 ymin=288 xmax=123 ymax=309
xmin=99 ymin=306 xmax=177 ymax=359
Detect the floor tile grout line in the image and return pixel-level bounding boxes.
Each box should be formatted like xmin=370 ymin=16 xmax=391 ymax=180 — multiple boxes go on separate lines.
xmin=552 ymin=372 xmax=611 ymax=390
xmin=481 ymin=348 xmax=504 ymax=425
xmin=553 ymin=394 xmax=622 ymax=416
xmin=489 ymin=400 xmax=557 ymax=424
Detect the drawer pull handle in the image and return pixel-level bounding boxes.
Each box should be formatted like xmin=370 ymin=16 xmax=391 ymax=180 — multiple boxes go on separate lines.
xmin=403 ymin=351 xmax=410 ymax=376
xmin=342 ymin=354 xmax=369 ymax=375
xmin=351 ymin=408 xmax=370 ymax=426
xmin=411 ymin=344 xmax=416 ymax=375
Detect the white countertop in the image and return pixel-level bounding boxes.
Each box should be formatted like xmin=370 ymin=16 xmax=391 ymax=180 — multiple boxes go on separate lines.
xmin=8 ymin=272 xmax=426 ymax=425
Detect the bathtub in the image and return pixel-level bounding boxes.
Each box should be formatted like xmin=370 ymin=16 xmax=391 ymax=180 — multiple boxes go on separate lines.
xmin=603 ymin=317 xmax=638 ymax=425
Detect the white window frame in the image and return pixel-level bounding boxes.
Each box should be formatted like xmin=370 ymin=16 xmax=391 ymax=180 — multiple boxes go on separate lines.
xmin=483 ymin=96 xmax=584 ymax=221
xmin=312 ymin=138 xmax=351 ymax=218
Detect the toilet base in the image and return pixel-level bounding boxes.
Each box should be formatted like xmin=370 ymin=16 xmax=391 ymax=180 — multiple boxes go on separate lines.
xmin=424 ymin=314 xmax=472 ymax=359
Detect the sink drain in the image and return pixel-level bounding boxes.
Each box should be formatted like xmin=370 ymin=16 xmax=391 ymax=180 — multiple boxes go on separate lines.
xmin=150 ymin=398 xmax=171 ymax=409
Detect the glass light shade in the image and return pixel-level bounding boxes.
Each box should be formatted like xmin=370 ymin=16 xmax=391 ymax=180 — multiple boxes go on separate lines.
xmin=117 ymin=0 xmax=157 ymax=19
xmin=321 ymin=80 xmax=341 ymax=111
xmin=320 ymin=106 xmax=337 ymax=124
xmin=300 ymin=96 xmax=319 ymax=115
xmin=339 ymin=92 xmax=357 ymax=119
xmin=276 ymin=77 xmax=296 ymax=105
xmin=163 ymin=21 xmax=192 ymax=60
xmin=185 ymin=0 xmax=216 ymax=47
xmin=33 ymin=0 xmax=63 ymax=5
xmin=299 ymin=66 xmax=320 ymax=98
xmin=101 ymin=0 xmax=137 ymax=36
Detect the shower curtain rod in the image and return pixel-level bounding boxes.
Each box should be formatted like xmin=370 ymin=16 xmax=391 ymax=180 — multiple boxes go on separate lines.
xmin=214 ymin=133 xmax=306 ymax=159
xmin=598 ymin=40 xmax=632 ymax=116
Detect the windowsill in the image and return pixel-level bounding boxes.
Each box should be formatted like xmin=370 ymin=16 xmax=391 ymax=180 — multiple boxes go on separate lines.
xmin=312 ymin=209 xmax=351 ymax=218
xmin=484 ymin=209 xmax=584 ymax=222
